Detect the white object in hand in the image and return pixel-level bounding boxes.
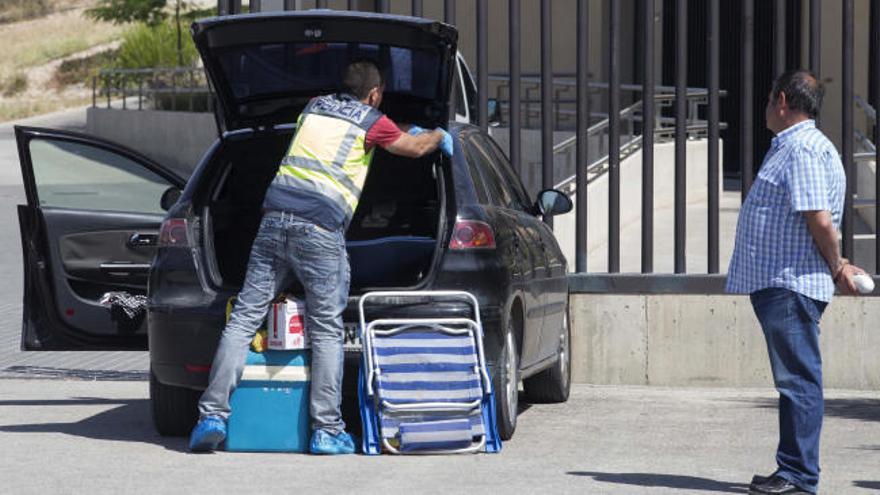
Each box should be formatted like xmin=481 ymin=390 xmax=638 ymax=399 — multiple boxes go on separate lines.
xmin=852 ymin=273 xmax=875 ymax=294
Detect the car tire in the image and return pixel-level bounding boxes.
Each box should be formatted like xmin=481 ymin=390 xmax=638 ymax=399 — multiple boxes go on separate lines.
xmin=150 ymin=370 xmax=200 ymax=437
xmin=493 ymin=314 xmax=519 ymax=441
xmin=523 ymin=303 xmax=571 ymax=404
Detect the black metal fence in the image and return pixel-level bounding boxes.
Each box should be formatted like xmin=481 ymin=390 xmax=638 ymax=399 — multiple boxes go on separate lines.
xmin=92 ymin=68 xmax=211 ymax=112
xmin=206 ymin=0 xmax=880 ymax=288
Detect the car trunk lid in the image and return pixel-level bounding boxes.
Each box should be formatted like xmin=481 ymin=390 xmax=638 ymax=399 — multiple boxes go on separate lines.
xmin=191 ymin=10 xmax=458 ymax=134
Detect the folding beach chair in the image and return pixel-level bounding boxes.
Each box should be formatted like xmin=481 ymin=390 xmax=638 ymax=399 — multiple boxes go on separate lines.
xmin=358 ymin=291 xmax=502 ymax=455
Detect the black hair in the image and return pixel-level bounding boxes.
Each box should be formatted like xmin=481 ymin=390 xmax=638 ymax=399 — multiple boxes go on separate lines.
xmin=343 ymin=59 xmax=384 ymax=100
xmin=771 ymin=69 xmax=824 ymax=119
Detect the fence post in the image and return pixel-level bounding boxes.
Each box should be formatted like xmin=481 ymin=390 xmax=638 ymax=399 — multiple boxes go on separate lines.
xmin=641 ymin=0 xmax=654 ymax=274
xmin=509 ymin=0 xmax=522 ymax=178
xmin=674 ymin=0 xmax=687 ymax=273
xmin=842 ymin=0 xmax=855 ymax=260
xmin=541 ymin=0 xmax=553 ymax=227
xmin=707 ymin=0 xmax=720 ymax=273
xmin=172 ymin=70 xmax=178 ymax=112
xmin=741 ymin=0 xmax=754 ymax=200
xmin=575 ymin=0 xmax=589 ymax=273
xmin=445 ymin=0 xmax=455 ymax=24
xmin=810 ymin=0 xmax=821 ymax=80
xmin=608 ymin=0 xmax=620 ymax=272
xmin=872 ymin=0 xmax=880 ymax=273
xmin=477 ymin=0 xmax=488 ymax=132
xmin=774 ymin=0 xmax=786 ymax=77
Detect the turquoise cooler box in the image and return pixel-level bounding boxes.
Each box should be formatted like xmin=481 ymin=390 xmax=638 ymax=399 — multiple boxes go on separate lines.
xmin=226 ymin=349 xmax=311 ymax=452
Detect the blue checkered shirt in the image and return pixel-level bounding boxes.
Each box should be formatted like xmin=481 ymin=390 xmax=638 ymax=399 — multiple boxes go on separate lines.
xmin=726 ymin=120 xmax=846 ymax=302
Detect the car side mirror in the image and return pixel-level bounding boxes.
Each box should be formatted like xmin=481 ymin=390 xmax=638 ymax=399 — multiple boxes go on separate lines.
xmin=160 ymin=187 xmax=182 ymax=211
xmin=488 ymin=98 xmax=502 ymax=127
xmin=535 ymin=189 xmax=573 ymax=217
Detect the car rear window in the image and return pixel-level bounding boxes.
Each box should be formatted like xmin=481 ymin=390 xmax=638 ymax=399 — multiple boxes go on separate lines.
xmin=216 ymin=42 xmax=443 ymax=102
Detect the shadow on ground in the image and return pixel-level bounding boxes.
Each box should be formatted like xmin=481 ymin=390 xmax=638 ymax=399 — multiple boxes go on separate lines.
xmin=0 ymin=397 xmax=187 ymax=452
xmin=567 ymin=471 xmax=749 ymax=493
xmin=731 ymin=397 xmax=880 ymax=423
xmin=853 ymin=480 xmax=880 ymax=490
xmin=1 ymin=366 xmax=148 ymax=381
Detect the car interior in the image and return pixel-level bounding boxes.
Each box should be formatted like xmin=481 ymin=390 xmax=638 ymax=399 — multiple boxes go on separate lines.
xmin=202 ymin=131 xmax=445 ymax=292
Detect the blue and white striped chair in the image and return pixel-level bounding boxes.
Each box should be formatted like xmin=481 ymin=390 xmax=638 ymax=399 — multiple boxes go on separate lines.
xmin=358 ymin=292 xmax=502 ymax=455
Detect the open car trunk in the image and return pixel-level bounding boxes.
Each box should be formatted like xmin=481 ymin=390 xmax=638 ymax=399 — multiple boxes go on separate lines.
xmin=203 ymin=131 xmax=445 ymax=293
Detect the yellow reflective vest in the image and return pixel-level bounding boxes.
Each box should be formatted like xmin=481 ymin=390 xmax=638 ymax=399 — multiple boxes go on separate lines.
xmin=262 ymin=93 xmax=384 ymax=230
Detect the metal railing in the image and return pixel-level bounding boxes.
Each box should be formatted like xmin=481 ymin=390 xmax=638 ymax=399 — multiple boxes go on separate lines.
xmin=92 ymin=68 xmax=211 ymax=112
xmin=552 ymin=88 xmax=728 ymax=197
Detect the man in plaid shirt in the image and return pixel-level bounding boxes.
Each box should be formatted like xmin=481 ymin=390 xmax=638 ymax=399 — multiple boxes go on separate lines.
xmin=727 ymin=70 xmax=866 ymax=495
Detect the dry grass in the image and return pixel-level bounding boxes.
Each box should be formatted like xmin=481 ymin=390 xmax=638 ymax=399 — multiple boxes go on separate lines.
xmin=0 ymin=95 xmax=92 ymax=121
xmin=0 ymin=0 xmax=54 ymax=24
xmin=0 ymin=71 xmax=27 ymax=96
xmin=0 ymin=2 xmax=122 ymax=122
xmin=0 ymin=5 xmax=123 ymax=72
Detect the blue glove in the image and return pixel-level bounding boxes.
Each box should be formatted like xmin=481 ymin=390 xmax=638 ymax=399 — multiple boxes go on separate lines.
xmin=435 ymin=128 xmax=454 ymax=157
xmin=407 ymin=125 xmax=426 ymax=135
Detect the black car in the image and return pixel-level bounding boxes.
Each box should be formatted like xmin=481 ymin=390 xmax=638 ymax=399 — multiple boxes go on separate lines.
xmin=15 ymin=11 xmax=572 ymax=441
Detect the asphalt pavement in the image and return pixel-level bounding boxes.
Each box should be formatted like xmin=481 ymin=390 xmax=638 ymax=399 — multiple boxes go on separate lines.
xmin=0 ymin=380 xmax=878 ymax=494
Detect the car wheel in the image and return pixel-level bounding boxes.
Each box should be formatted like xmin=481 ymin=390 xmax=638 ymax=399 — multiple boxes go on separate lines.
xmin=150 ymin=369 xmax=200 ymax=436
xmin=493 ymin=315 xmax=519 ymax=441
xmin=523 ymin=303 xmax=571 ymax=403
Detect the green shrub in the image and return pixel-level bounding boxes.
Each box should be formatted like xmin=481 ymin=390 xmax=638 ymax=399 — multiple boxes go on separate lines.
xmin=116 ymin=20 xmax=197 ymax=69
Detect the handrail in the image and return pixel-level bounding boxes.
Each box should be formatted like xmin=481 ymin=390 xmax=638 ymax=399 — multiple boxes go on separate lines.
xmin=855 ymin=95 xmax=876 ymax=124
xmin=551 ymin=100 xmax=643 ymax=156
xmin=554 ymin=134 xmax=642 ymax=192
xmin=488 ymin=73 xmax=729 ymax=98
xmin=548 ymin=85 xmax=727 ymax=195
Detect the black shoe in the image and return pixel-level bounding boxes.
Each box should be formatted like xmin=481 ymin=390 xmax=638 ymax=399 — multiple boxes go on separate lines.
xmin=748 ymin=475 xmax=813 ymax=494
xmin=750 ymin=473 xmax=772 ymax=488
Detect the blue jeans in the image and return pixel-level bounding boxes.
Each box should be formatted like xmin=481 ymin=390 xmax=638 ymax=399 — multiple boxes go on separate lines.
xmin=750 ymin=288 xmax=827 ymax=494
xmin=198 ymin=211 xmax=350 ymax=435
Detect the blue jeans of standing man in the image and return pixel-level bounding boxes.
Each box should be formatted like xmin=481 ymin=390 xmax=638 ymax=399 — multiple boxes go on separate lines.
xmin=198 ymin=210 xmax=350 ymax=434
xmin=750 ymin=288 xmax=827 ymax=494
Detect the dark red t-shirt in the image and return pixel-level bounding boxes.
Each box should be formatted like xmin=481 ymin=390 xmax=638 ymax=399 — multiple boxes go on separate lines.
xmin=365 ymin=115 xmax=403 ymax=150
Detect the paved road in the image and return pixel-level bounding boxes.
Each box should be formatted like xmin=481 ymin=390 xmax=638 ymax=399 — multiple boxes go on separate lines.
xmin=0 ymin=382 xmax=878 ymax=494
xmin=0 ymin=108 xmax=148 ymax=378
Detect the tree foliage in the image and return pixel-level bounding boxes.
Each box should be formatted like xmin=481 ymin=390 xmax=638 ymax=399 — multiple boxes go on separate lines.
xmin=86 ymin=0 xmax=168 ymax=26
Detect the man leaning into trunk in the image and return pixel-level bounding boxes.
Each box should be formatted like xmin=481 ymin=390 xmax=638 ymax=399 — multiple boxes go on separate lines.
xmin=727 ymin=69 xmax=867 ymax=494
xmin=188 ymin=60 xmax=453 ymax=454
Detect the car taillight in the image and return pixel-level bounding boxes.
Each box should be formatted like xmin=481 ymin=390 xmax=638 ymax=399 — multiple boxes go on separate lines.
xmin=158 ymin=218 xmax=189 ymax=248
xmin=450 ymin=220 xmax=496 ymax=250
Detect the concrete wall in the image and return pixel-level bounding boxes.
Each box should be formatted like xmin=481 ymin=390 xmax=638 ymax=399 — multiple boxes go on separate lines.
xmin=570 ymin=293 xmax=880 ymax=390
xmin=86 ymin=108 xmax=217 ymax=178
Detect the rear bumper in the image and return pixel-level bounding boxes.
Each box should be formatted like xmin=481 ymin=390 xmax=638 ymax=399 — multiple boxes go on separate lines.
xmin=149 ymin=296 xmax=502 ymax=391
xmin=148 ymin=306 xmax=224 ymax=390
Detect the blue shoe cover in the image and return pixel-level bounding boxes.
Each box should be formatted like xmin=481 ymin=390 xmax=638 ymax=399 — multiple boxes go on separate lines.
xmin=189 ymin=416 xmax=227 ymax=452
xmin=310 ymin=429 xmax=356 ymax=455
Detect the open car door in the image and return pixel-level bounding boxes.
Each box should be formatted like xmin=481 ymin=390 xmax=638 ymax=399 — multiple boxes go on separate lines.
xmin=16 ymin=126 xmax=185 ymax=350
